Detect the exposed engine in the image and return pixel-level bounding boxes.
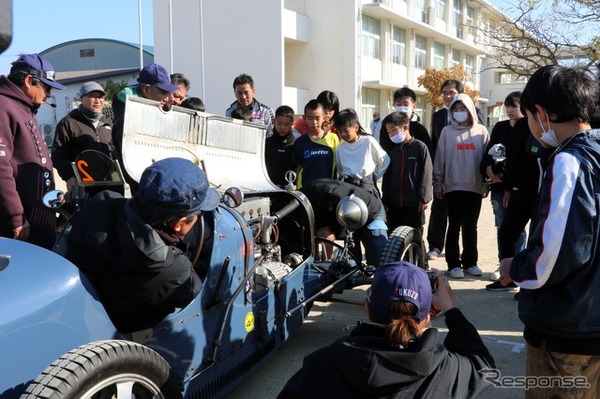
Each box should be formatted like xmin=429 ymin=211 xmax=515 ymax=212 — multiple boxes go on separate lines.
xmin=236 ymin=196 xmax=304 ymax=293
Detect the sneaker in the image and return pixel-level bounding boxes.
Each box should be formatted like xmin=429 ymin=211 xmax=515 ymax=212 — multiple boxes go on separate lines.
xmin=466 ymin=266 xmax=483 ymax=276
xmin=490 ymin=266 xmax=500 ymax=281
xmin=486 ymin=280 xmax=519 ymax=292
xmin=426 ymin=249 xmax=440 ymax=260
xmin=448 ymin=267 xmax=464 ymax=278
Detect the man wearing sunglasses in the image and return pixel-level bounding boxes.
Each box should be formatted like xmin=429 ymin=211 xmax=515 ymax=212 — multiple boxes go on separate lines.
xmin=0 ymin=53 xmax=66 ymax=249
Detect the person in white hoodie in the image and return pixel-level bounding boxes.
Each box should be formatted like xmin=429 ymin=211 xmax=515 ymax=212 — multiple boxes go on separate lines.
xmin=433 ymin=93 xmax=489 ymax=279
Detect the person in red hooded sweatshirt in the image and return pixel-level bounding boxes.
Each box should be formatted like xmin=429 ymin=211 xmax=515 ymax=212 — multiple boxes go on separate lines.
xmin=0 ymin=54 xmax=66 ymax=249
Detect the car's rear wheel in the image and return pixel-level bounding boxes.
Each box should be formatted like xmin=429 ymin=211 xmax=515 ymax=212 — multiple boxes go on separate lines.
xmin=23 ymin=340 xmax=182 ymax=399
xmin=379 ymin=226 xmax=425 ymax=269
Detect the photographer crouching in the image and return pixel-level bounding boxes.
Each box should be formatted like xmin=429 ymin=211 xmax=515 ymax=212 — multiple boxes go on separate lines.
xmin=278 ymin=261 xmax=495 ymax=398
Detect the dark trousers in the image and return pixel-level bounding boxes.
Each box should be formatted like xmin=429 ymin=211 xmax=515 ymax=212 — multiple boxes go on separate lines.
xmin=386 ymin=206 xmax=424 ymax=236
xmin=498 ymin=190 xmax=537 ymax=259
xmin=427 ymin=195 xmax=447 ymax=252
xmin=444 ymin=191 xmax=482 ymax=270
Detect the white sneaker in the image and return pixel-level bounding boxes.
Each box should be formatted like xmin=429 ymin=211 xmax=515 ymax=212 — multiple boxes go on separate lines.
xmin=449 ymin=267 xmax=464 ymax=278
xmin=490 ymin=266 xmax=500 ymax=281
xmin=466 ymin=266 xmax=483 ymax=276
xmin=426 ymin=249 xmax=439 ymax=260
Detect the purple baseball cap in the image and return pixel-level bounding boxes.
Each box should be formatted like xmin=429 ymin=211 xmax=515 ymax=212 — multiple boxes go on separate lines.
xmin=367 ymin=261 xmax=432 ymax=322
xmin=11 ymin=54 xmax=66 ymax=90
xmin=137 ymin=63 xmax=178 ymax=93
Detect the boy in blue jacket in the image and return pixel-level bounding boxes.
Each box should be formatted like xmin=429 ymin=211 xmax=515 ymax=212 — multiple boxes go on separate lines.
xmin=499 ymin=65 xmax=600 ymax=399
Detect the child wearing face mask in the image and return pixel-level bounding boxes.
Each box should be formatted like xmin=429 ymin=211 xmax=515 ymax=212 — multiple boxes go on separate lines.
xmin=379 ymin=87 xmax=433 ymax=155
xmin=433 ymin=94 xmax=490 ymax=279
xmin=381 ymin=112 xmax=432 ymax=237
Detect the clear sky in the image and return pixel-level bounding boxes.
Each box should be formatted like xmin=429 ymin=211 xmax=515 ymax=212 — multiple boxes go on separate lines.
xmin=0 ymin=0 xmax=154 ymax=74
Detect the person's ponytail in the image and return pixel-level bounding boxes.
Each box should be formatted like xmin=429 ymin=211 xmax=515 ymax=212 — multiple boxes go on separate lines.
xmin=385 ymin=301 xmax=424 ymax=348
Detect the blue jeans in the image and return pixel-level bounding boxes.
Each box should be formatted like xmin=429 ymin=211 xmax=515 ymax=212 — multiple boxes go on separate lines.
xmin=491 ymin=191 xmax=525 ymax=261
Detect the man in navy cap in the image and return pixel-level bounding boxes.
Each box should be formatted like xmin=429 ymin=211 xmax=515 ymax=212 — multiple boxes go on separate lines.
xmin=0 ymin=53 xmax=66 ymax=249
xmin=65 ymin=157 xmax=220 ymax=333
xmin=111 ymin=63 xmax=179 ymax=193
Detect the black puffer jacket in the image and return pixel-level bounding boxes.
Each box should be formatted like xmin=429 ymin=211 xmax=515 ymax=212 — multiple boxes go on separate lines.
xmin=65 ymin=191 xmax=202 ymax=333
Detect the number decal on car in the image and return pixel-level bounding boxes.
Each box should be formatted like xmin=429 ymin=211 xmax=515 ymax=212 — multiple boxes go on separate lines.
xmin=76 ymin=160 xmax=94 ymax=182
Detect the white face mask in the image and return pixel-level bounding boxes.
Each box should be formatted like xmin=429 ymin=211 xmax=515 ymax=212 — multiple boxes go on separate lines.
xmin=390 ymin=132 xmax=406 ymax=144
xmin=453 ymin=111 xmax=469 ymax=123
xmin=538 ymin=110 xmax=560 ymax=147
xmin=395 ymin=106 xmax=412 ymax=114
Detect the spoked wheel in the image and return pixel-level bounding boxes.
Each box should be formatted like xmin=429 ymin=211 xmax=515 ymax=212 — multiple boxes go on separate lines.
xmin=379 ymin=226 xmax=425 ymax=269
xmin=23 ymin=340 xmax=182 ymax=399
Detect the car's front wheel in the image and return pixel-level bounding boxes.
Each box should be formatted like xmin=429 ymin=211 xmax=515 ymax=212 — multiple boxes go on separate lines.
xmin=23 ymin=340 xmax=182 ymax=399
xmin=379 ymin=226 xmax=425 ymax=269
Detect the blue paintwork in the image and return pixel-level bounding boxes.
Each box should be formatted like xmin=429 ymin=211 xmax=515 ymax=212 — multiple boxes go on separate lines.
xmin=0 ymin=190 xmax=350 ymax=399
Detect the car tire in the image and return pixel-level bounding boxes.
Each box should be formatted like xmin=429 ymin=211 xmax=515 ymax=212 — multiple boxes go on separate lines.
xmin=379 ymin=226 xmax=425 ymax=269
xmin=22 ymin=340 xmax=182 ymax=399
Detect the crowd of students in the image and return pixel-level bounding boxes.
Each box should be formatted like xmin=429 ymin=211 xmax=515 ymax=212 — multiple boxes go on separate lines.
xmin=4 ymin=54 xmax=600 ymax=397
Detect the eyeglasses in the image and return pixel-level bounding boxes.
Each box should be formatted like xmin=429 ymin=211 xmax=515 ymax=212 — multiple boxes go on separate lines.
xmin=442 ymin=91 xmax=458 ymax=98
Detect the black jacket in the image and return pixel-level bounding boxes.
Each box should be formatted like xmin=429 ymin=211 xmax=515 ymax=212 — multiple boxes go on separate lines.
xmin=279 ymin=308 xmax=495 ymax=398
xmin=300 ymin=178 xmax=383 ymax=237
xmin=380 ymin=120 xmax=432 ymax=156
xmin=52 ymin=108 xmax=114 ymax=181
xmin=265 ymin=131 xmax=297 ymax=187
xmin=502 ymin=118 xmax=549 ymax=196
xmin=65 ymin=192 xmax=202 ymax=333
xmin=511 ymin=130 xmax=600 ymax=355
xmin=382 ymin=138 xmax=432 ymax=208
xmin=479 ymin=120 xmax=513 ymax=194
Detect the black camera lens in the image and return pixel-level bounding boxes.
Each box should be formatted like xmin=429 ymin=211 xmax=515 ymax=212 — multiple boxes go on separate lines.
xmin=427 ymin=271 xmax=438 ymax=293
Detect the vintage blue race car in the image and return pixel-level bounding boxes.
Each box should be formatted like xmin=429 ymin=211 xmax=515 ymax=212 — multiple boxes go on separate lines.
xmin=0 ymin=98 xmax=423 ymax=398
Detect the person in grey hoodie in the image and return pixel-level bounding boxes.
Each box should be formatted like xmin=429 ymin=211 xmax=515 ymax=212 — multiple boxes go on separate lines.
xmin=433 ymin=93 xmax=489 ymax=279
xmin=278 ymin=261 xmax=495 ymax=399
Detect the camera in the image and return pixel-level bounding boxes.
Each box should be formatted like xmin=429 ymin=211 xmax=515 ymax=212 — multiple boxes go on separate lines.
xmin=427 ymin=271 xmax=438 ymax=293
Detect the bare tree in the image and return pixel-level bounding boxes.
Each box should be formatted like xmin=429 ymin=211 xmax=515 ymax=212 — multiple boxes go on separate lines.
xmin=470 ymin=0 xmax=599 ymax=77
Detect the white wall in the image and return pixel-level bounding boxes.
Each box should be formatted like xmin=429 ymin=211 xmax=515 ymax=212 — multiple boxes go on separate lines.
xmin=153 ymin=0 xmax=284 ymax=116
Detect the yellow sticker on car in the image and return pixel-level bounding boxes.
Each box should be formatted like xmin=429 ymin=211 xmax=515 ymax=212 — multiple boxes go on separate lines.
xmin=244 ymin=311 xmax=255 ymax=333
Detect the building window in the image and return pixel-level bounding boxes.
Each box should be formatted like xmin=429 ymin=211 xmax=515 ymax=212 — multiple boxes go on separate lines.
xmin=494 ymin=71 xmax=525 ymax=84
xmin=435 ymin=0 xmax=447 ymax=20
xmin=361 ymin=87 xmax=381 ymax=130
xmin=433 ymin=42 xmax=445 ymax=69
xmin=415 ymin=35 xmax=427 ymax=70
xmin=453 ymin=0 xmax=462 ymax=37
xmin=80 ymin=49 xmax=95 ymax=58
xmin=465 ymin=54 xmax=474 ymax=79
xmin=466 ymin=5 xmax=475 ymax=36
xmin=452 ymin=49 xmax=461 ymax=66
xmin=362 ymin=15 xmax=381 ymax=59
xmin=415 ymin=0 xmax=428 ymax=23
xmin=451 ymin=49 xmax=461 ymax=66
xmin=391 ymin=26 xmax=406 ymax=66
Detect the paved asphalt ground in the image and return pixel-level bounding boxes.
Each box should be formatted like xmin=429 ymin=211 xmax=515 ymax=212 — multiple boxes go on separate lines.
xmin=226 ymin=198 xmax=527 ymax=399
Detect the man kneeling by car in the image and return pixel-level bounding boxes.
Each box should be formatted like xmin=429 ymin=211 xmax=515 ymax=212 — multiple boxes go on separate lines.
xmin=65 ymin=157 xmax=219 ymax=333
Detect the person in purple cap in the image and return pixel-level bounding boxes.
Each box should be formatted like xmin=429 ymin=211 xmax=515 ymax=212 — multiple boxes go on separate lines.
xmin=279 ymin=261 xmax=494 ymax=398
xmin=0 ymin=53 xmax=66 ymax=249
xmin=111 ymin=63 xmax=179 ymax=193
xmin=64 ymin=157 xmax=220 ymax=333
